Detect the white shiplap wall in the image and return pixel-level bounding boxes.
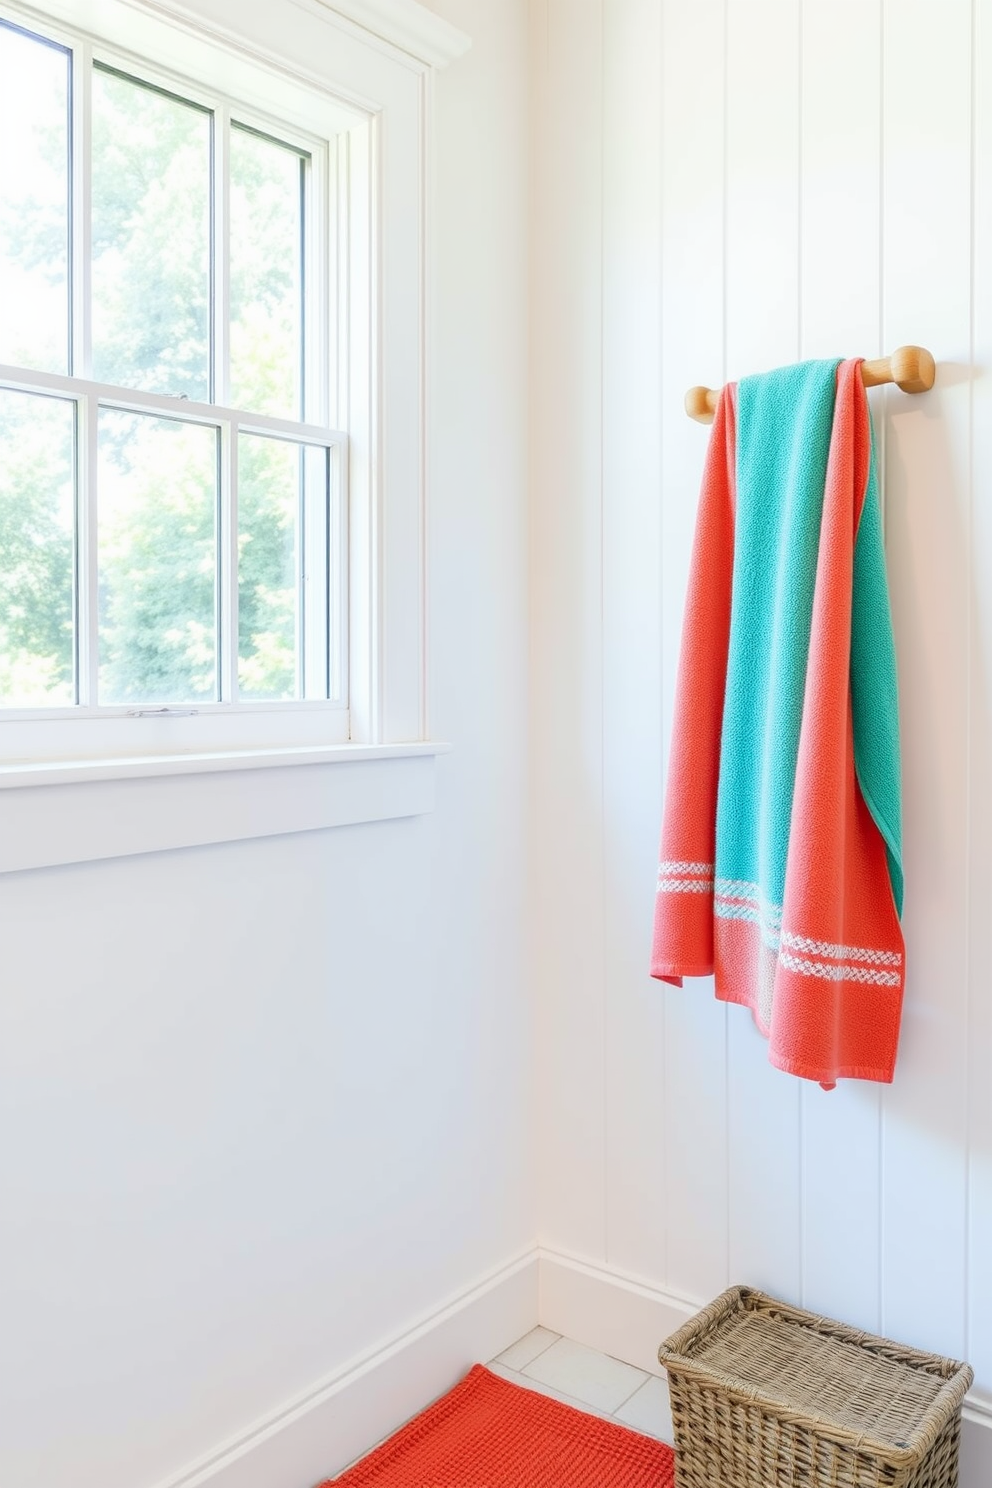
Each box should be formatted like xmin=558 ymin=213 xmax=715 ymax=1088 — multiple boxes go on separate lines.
xmin=531 ymin=0 xmax=992 ymax=1418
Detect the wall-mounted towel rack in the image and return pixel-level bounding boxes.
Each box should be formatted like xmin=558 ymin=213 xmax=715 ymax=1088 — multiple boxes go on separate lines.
xmin=684 ymin=345 xmax=935 ymax=423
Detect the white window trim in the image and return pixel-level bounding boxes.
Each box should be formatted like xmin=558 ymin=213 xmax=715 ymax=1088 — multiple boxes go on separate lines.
xmin=0 ymin=741 xmax=451 ymax=874
xmin=0 ymin=0 xmax=468 ymax=865
xmin=308 ymin=0 xmax=471 ymax=70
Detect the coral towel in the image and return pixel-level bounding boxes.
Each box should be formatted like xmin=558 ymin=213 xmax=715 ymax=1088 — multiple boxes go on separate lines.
xmin=651 ymin=358 xmax=904 ymax=1087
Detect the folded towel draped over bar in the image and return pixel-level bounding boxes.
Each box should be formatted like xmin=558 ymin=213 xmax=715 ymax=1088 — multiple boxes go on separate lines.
xmin=654 ymin=358 xmax=906 ymax=1087
xmin=685 ymin=344 xmax=935 ymax=423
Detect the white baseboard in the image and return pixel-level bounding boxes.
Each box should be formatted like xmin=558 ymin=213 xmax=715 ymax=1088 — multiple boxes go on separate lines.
xmin=537 ymin=1245 xmax=992 ymax=1488
xmin=151 ymin=1243 xmax=992 ymax=1488
xmin=152 ymin=1248 xmax=538 ymax=1488
xmin=537 ymin=1245 xmax=696 ymax=1377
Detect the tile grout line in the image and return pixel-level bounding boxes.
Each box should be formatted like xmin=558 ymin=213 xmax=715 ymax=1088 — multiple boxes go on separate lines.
xmin=489 ymin=1345 xmax=676 ymax=1448
xmin=493 ymin=1339 xmax=561 ymax=1372
xmin=514 ymin=1354 xmax=652 ymax=1416
xmin=610 ymin=1373 xmax=655 ymax=1415
xmin=491 ymin=1363 xmax=613 ymax=1421
xmin=494 ymin=1340 xmax=652 ymax=1407
xmin=496 ymin=1362 xmax=656 ymax=1431
xmin=506 ymin=1331 xmax=562 ymax=1372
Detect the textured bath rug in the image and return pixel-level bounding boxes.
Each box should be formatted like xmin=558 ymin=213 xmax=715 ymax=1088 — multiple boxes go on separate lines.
xmin=321 ymin=1363 xmax=675 ymax=1487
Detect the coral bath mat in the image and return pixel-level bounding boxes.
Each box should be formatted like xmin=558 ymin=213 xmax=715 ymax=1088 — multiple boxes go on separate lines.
xmin=321 ymin=1363 xmax=675 ymax=1487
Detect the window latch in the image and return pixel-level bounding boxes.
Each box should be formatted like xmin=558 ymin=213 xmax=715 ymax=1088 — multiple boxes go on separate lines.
xmin=126 ymin=707 xmax=200 ymax=718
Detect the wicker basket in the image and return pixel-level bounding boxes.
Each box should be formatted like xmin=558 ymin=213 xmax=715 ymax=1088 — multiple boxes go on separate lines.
xmin=657 ymin=1286 xmax=973 ymax=1488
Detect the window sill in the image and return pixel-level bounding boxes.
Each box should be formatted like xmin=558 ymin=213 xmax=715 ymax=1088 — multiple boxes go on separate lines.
xmin=0 ymin=739 xmax=447 ymax=789
xmin=0 ymin=741 xmax=450 ymax=875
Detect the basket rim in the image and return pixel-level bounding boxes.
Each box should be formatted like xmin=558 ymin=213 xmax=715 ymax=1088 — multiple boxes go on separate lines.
xmin=657 ymin=1285 xmax=974 ymax=1470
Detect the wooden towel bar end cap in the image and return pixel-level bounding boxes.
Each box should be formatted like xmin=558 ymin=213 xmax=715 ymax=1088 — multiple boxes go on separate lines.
xmin=685 ymin=385 xmax=716 ymax=423
xmin=887 ymin=343 xmax=936 ymax=395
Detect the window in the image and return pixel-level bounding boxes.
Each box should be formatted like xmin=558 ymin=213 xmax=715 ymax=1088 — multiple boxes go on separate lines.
xmin=0 ymin=3 xmax=360 ymax=764
xmin=0 ymin=0 xmax=459 ymax=867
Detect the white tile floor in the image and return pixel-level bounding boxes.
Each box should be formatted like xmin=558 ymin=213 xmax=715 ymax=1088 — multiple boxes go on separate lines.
xmin=488 ymin=1328 xmax=675 ymax=1445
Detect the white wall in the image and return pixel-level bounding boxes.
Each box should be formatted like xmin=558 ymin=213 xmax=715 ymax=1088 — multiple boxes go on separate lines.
xmin=9 ymin=1 xmax=992 ymax=1481
xmin=532 ymin=0 xmax=992 ymax=1432
xmin=0 ymin=4 xmax=533 ymax=1486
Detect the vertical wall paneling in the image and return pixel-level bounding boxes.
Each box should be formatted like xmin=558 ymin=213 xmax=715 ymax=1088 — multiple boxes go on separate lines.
xmin=796 ymin=0 xmax=883 ymax=1330
xmin=531 ymin=0 xmax=608 ymax=1256
xmin=722 ymin=0 xmax=803 ymax=1301
xmin=658 ymin=0 xmax=731 ymax=1302
xmin=601 ymin=0 xmax=667 ymax=1278
xmin=533 ymin=0 xmax=992 ymax=1413
xmin=879 ymin=0 xmax=971 ymax=1361
xmin=968 ymin=0 xmax=992 ymax=1401
xmin=723 ymin=0 xmax=801 ymax=377
xmin=798 ymin=0 xmax=883 ymax=363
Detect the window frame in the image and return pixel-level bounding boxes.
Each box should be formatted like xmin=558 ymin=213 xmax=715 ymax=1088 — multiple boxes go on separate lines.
xmin=0 ymin=5 xmax=357 ymax=759
xmin=0 ymin=0 xmax=467 ymax=876
xmin=0 ymin=0 xmax=449 ymax=775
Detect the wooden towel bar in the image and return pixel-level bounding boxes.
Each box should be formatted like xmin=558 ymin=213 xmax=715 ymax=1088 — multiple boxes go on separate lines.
xmin=684 ymin=345 xmax=935 ymax=424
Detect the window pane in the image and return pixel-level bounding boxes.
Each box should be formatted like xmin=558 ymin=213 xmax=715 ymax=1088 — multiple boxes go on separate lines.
xmin=238 ymin=433 xmax=306 ymax=700
xmin=0 ymin=23 xmax=70 ymax=374
xmin=0 ymin=389 xmax=75 ymax=707
xmin=98 ymin=410 xmax=217 ymax=704
xmin=230 ymin=126 xmax=305 ymax=419
xmin=92 ymin=68 xmax=211 ymax=399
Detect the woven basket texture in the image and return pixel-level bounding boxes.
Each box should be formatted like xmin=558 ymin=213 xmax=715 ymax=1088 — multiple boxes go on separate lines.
xmin=659 ymin=1287 xmax=973 ymax=1488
